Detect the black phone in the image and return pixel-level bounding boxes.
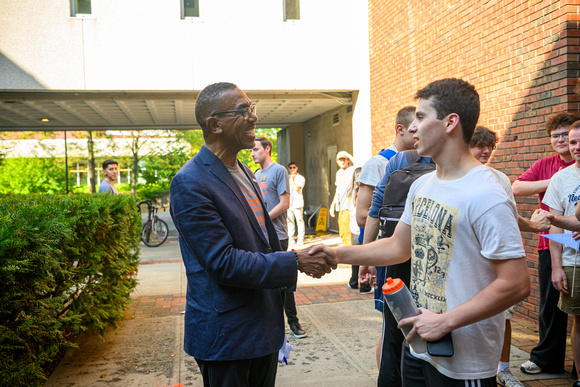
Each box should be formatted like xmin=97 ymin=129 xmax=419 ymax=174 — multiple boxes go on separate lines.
xmin=427 ymin=332 xmax=454 ymax=357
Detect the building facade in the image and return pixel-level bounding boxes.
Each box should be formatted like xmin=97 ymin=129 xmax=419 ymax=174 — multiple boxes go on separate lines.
xmin=0 ymin=0 xmax=372 ymax=224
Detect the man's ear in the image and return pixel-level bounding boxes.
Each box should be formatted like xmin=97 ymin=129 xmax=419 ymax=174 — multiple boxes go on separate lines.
xmin=445 ymin=113 xmax=461 ymax=135
xmin=206 ymin=116 xmax=223 ymax=134
xmin=395 ymin=124 xmax=405 ymax=135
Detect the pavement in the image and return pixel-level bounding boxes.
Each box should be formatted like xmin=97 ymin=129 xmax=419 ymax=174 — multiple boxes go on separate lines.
xmin=46 ymin=211 xmax=578 ymax=386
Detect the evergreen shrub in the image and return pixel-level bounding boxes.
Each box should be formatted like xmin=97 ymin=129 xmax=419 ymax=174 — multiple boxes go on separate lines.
xmin=0 ymin=194 xmax=140 ymax=385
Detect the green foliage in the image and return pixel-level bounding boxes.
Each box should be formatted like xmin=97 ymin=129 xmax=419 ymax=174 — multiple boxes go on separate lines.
xmin=0 ymin=157 xmax=67 ymax=194
xmin=140 ymin=145 xmax=192 ymax=189
xmin=177 ymin=129 xmax=205 ymax=154
xmin=0 ymin=194 xmax=140 ymax=385
xmin=0 ymin=128 xmax=281 ymax=199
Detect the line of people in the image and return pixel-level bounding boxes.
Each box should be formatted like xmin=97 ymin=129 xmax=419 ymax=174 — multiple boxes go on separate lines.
xmin=169 ymin=79 xmax=580 ymax=387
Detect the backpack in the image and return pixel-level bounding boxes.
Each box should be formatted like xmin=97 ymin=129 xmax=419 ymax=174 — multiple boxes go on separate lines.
xmin=378 ymin=150 xmax=436 ymax=239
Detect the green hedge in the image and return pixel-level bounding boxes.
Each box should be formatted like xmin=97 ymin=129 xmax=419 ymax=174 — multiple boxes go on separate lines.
xmin=0 ymin=194 xmax=141 ymax=385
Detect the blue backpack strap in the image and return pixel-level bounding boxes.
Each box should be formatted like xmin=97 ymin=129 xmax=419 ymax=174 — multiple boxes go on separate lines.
xmin=378 ymin=148 xmax=397 ymax=160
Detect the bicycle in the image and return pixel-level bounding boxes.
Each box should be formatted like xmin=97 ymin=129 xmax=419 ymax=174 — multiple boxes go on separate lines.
xmin=137 ymin=198 xmax=169 ymax=247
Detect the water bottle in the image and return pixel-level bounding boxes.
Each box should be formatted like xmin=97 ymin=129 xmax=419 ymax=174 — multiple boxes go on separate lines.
xmin=383 ymin=277 xmax=427 ymax=354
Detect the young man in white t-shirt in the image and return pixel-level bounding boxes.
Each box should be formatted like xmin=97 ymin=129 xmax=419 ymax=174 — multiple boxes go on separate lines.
xmin=543 ymin=121 xmax=580 ymax=387
xmin=310 ymin=78 xmax=530 ymax=386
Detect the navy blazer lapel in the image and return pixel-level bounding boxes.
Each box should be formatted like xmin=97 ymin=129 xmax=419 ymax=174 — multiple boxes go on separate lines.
xmin=199 ymin=146 xmax=270 ymax=246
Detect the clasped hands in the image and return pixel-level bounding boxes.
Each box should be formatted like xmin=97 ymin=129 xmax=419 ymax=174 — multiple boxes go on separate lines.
xmin=295 ymin=244 xmax=338 ymax=278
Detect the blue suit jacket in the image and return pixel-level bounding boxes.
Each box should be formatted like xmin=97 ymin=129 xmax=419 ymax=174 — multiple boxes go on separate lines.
xmin=170 ymin=145 xmax=298 ymax=361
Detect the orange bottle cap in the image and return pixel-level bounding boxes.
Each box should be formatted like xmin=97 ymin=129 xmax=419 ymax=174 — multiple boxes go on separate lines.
xmin=382 ymin=277 xmax=404 ymax=294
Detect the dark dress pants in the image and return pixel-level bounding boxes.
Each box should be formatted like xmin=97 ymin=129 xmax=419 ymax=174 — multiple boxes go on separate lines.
xmin=529 ymin=249 xmax=568 ymax=373
xmin=195 ymin=352 xmax=278 ymax=387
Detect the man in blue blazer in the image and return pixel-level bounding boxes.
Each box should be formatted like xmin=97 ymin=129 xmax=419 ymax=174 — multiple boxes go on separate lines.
xmin=170 ymin=82 xmax=336 ymax=386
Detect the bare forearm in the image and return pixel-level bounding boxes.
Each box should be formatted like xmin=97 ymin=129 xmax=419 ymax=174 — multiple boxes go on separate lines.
xmin=335 ymin=238 xmax=410 ymax=267
xmin=512 ymin=179 xmax=550 ymax=197
xmin=401 ymin=257 xmax=530 ymax=342
xmin=442 ymin=264 xmax=529 ymax=332
xmin=549 ymin=237 xmax=564 ymax=270
xmin=548 ymin=215 xmax=580 ymax=232
xmin=363 ymin=216 xmax=379 ymax=244
xmin=517 ymin=216 xmax=537 ymax=232
xmin=336 ymin=222 xmax=411 ymax=266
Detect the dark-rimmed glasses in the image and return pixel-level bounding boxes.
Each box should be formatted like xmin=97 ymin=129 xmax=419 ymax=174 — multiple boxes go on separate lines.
xmin=212 ymin=105 xmax=256 ymax=120
xmin=551 ymin=133 xmax=569 ymax=140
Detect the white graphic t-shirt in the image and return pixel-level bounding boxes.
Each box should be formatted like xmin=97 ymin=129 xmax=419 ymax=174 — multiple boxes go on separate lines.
xmin=400 ymin=165 xmax=525 ymax=380
xmin=543 ymin=164 xmax=580 ymax=267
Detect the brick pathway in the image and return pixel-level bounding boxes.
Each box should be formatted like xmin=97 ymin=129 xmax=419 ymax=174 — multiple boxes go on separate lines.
xmin=126 ymin=266 xmax=577 ymax=386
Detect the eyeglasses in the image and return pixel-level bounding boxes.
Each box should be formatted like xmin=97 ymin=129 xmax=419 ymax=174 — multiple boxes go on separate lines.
xmin=212 ymin=105 xmax=256 ymax=120
xmin=551 ymin=133 xmax=569 ymax=140
xmin=289 ymin=166 xmax=297 ymax=169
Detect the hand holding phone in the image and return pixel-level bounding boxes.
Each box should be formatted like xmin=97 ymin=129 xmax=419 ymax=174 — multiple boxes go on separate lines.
xmin=427 ymin=332 xmax=454 ymax=357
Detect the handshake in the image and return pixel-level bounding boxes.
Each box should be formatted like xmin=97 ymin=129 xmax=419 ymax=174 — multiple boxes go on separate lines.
xmin=294 ymin=244 xmax=338 ymax=279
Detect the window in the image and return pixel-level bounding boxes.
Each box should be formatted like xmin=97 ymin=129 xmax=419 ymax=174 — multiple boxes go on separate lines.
xmin=182 ymin=0 xmax=200 ymax=18
xmin=283 ymin=0 xmax=300 ymax=21
xmin=71 ymin=0 xmax=91 ymax=16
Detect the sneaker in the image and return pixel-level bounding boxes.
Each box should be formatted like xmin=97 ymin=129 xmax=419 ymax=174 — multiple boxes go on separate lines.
xmin=347 ymin=284 xmax=358 ymax=290
xmin=289 ymin=322 xmax=307 ymax=338
xmin=497 ymin=368 xmax=524 ymax=387
xmin=520 ymin=360 xmax=542 ymax=374
xmin=359 ymin=284 xmax=373 ymax=294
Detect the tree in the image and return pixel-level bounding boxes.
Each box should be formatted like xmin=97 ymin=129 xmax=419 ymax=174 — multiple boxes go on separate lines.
xmin=237 ymin=128 xmax=281 ymax=172
xmin=86 ymin=131 xmax=96 ymax=193
xmin=112 ymin=130 xmax=187 ymax=197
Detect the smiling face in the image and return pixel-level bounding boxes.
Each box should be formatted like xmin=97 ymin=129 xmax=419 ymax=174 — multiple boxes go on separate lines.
xmin=410 ymin=97 xmax=448 ymax=157
xmin=551 ymin=125 xmax=571 ymax=158
xmin=568 ymin=127 xmax=580 ymax=165
xmin=470 ymin=145 xmax=493 ymax=164
xmin=216 ymin=87 xmax=258 ymax=151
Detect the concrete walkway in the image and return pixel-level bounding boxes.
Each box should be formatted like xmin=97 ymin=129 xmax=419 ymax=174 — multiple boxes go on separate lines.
xmin=46 ymin=219 xmax=577 ymax=386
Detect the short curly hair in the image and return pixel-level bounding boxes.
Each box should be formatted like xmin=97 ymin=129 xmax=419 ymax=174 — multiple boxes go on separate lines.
xmin=545 ymin=112 xmax=580 ymax=135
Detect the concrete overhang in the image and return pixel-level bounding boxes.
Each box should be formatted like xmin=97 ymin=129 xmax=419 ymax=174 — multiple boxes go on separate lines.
xmin=0 ymin=90 xmax=353 ymax=131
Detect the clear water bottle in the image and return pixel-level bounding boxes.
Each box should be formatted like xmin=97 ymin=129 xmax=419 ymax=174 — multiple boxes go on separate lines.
xmin=383 ymin=277 xmax=427 ymax=354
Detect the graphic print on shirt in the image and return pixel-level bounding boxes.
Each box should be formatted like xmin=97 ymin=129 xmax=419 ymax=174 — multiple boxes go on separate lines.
xmin=258 ymin=176 xmax=269 ymax=197
xmin=409 ymin=195 xmax=459 ymax=313
xmin=568 ymin=183 xmax=580 ymax=204
xmin=240 ymin=186 xmax=265 ymax=226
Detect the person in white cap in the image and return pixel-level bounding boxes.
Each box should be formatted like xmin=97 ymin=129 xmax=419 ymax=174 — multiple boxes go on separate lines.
xmin=330 ymin=151 xmax=356 ymax=248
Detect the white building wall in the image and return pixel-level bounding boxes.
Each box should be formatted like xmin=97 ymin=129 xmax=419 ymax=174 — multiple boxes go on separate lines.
xmin=0 ymin=0 xmax=370 ymax=93
xmin=0 ymin=0 xmax=373 ymax=196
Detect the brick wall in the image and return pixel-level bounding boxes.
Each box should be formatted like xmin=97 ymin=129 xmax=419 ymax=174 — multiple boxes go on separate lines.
xmin=368 ymin=0 xmax=580 ymax=322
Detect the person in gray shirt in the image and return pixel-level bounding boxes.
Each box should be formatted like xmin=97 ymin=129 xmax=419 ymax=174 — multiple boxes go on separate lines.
xmin=98 ymin=159 xmax=119 ymax=194
xmin=252 ymin=136 xmax=307 ymax=339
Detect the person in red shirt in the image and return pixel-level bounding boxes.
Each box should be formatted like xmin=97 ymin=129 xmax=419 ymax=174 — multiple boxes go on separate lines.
xmin=513 ymin=111 xmax=580 ymax=375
